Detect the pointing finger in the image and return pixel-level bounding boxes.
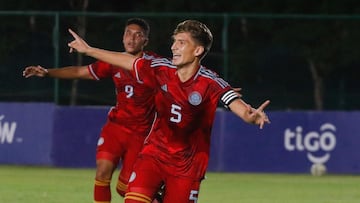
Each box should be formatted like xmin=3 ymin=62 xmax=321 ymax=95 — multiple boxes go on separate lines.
xmin=257 ymin=100 xmax=270 ymax=112
xmin=68 ymin=28 xmax=80 ymax=40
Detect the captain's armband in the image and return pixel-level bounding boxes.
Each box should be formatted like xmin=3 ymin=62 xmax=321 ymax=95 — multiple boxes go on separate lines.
xmin=220 ymin=89 xmax=241 ymax=109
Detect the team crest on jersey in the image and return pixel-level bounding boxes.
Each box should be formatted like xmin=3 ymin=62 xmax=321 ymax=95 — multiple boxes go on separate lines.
xmin=129 ymin=172 xmax=136 ymax=182
xmin=188 ymin=91 xmax=202 ymax=106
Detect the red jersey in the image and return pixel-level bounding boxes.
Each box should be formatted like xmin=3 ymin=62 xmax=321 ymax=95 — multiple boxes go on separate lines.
xmin=133 ymin=57 xmax=240 ymax=178
xmin=88 ymin=51 xmax=159 ymax=136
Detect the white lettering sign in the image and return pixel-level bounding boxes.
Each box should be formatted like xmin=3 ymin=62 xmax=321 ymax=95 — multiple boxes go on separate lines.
xmin=0 ymin=115 xmax=17 ymax=144
xmin=284 ymin=123 xmax=336 ymax=164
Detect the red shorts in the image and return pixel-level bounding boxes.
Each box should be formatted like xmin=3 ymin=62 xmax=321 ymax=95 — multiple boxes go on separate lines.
xmin=96 ymin=120 xmax=146 ymax=183
xmin=125 ymin=155 xmax=202 ymax=203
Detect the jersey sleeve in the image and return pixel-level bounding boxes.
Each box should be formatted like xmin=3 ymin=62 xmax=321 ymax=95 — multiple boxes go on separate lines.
xmin=133 ymin=58 xmax=158 ymax=88
xmin=207 ymin=73 xmax=241 ymax=109
xmin=88 ymin=60 xmax=113 ymax=80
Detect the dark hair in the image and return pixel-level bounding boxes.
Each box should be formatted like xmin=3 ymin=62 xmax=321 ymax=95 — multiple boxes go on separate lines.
xmin=173 ymin=20 xmax=213 ymax=59
xmin=125 ymin=18 xmax=150 ymax=38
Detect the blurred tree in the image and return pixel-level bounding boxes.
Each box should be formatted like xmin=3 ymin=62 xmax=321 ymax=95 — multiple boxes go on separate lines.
xmin=223 ymin=0 xmax=360 ymax=110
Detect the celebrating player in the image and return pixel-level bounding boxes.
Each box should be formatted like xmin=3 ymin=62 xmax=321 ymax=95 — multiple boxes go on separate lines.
xmin=67 ymin=19 xmax=270 ymax=203
xmin=23 ymin=18 xmax=162 ymax=203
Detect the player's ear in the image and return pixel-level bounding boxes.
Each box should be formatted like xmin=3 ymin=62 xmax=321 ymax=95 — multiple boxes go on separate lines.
xmin=194 ymin=46 xmax=204 ymax=57
xmin=143 ymin=38 xmax=149 ymax=46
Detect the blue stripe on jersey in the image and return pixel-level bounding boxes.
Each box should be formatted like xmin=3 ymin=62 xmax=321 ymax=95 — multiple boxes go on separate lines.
xmin=150 ymin=58 xmax=176 ymax=68
xmin=143 ymin=53 xmax=156 ymax=60
xmin=221 ymin=90 xmax=240 ymax=107
xmin=198 ymin=67 xmax=229 ymax=88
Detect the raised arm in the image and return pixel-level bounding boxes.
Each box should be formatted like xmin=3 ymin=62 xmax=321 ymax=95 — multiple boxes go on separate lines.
xmin=67 ymin=29 xmax=135 ymax=71
xmin=228 ymin=99 xmax=270 ymax=129
xmin=22 ymin=65 xmax=92 ymax=80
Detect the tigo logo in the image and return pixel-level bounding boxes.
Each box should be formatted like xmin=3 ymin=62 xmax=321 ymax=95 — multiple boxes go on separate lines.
xmin=284 ymin=123 xmax=336 ymax=164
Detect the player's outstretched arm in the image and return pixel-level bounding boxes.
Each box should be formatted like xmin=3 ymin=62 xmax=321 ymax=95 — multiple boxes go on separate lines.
xmin=67 ymin=29 xmax=135 ymax=71
xmin=22 ymin=65 xmax=93 ymax=80
xmin=228 ymin=99 xmax=270 ymax=129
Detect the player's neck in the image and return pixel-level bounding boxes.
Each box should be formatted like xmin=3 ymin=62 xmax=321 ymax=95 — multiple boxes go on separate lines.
xmin=176 ymin=63 xmax=199 ymax=82
xmin=128 ymin=51 xmax=143 ymax=58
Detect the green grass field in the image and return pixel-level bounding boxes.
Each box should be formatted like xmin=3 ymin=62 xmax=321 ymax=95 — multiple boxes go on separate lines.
xmin=0 ymin=165 xmax=359 ymax=203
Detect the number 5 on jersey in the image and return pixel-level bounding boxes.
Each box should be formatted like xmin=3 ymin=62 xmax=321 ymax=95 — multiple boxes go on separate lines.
xmin=170 ymin=104 xmax=182 ymax=123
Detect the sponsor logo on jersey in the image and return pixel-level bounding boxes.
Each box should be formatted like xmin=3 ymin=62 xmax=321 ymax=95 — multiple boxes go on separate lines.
xmin=161 ymin=84 xmax=168 ymax=92
xmin=188 ymin=91 xmax=202 ymax=106
xmin=114 ymin=72 xmax=121 ymax=78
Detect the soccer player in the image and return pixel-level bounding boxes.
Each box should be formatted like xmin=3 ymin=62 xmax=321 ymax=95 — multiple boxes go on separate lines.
xmin=23 ymin=18 xmax=162 ymax=203
xmin=67 ymin=19 xmax=270 ymax=203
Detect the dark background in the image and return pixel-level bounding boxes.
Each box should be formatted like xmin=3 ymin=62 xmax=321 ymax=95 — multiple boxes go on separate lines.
xmin=0 ymin=0 xmax=359 ymax=110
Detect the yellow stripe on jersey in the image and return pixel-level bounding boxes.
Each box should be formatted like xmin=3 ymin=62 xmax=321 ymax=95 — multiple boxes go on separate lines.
xmin=116 ymin=180 xmax=128 ymax=191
